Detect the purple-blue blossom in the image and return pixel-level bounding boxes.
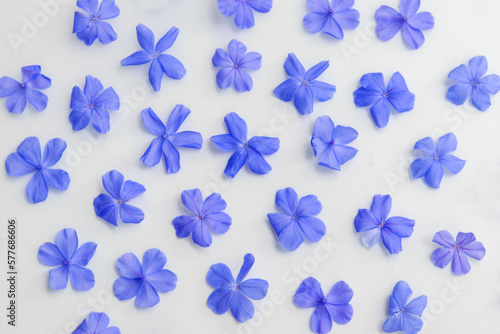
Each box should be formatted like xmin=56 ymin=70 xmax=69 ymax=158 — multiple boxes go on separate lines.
xmin=38 ymin=228 xmax=97 ymax=291
xmin=5 ymin=137 xmax=70 ymax=204
xmin=69 ymin=75 xmax=120 ymax=134
xmin=72 ymin=312 xmax=120 ymax=334
xmin=211 ymin=112 xmax=279 ymax=178
xmin=274 ymin=53 xmax=336 ymax=115
xmin=121 ymin=24 xmax=186 ymax=92
xmin=212 ymin=39 xmax=261 ymax=92
xmin=173 ymin=188 xmax=232 ymax=247
xmin=311 ymin=115 xmax=358 ymax=170
xmin=267 ymin=187 xmax=326 ymax=251
xmin=294 ymin=277 xmax=353 ymax=334
xmin=93 ymin=170 xmax=145 ymax=226
xmin=73 ymin=0 xmax=120 ymax=45
xmin=217 ymin=0 xmax=272 ymax=29
xmin=410 ymin=132 xmax=465 ymax=188
xmin=354 ymin=194 xmax=415 ymax=254
xmin=207 ymin=253 xmax=268 ymax=323
xmin=446 ymin=55 xmax=500 ymax=111
xmin=383 ymin=281 xmax=427 ymax=334
xmin=140 ymin=105 xmax=203 ymax=174
xmin=431 ymin=230 xmax=485 ymax=276
xmin=0 ymin=65 xmax=51 ymax=114
xmin=303 ymin=0 xmax=360 ymax=39
xmin=353 ymin=72 xmax=415 ymax=128
xmin=375 ymin=0 xmax=434 ymax=50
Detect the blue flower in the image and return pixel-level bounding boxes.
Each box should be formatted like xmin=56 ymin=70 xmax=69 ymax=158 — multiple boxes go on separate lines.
xmin=211 ymin=112 xmax=279 ymax=178
xmin=72 ymin=312 xmax=120 ymax=334
xmin=73 ymin=0 xmax=120 ymax=46
xmin=218 ymin=0 xmax=272 ymax=29
xmin=0 ymin=65 xmax=51 ymax=114
xmin=294 ymin=277 xmax=353 ymax=334
xmin=375 ymin=0 xmax=434 ymax=50
xmin=212 ymin=39 xmax=262 ymax=92
xmin=274 ymin=53 xmax=336 ymax=115
xmin=113 ymin=248 xmax=177 ymax=308
xmin=431 ymin=230 xmax=485 ymax=276
xmin=382 ymin=281 xmax=427 ymax=334
xmin=267 ymin=187 xmax=326 ymax=251
xmin=446 ymin=55 xmax=500 ymax=111
xmin=5 ymin=137 xmax=70 ymax=204
xmin=311 ymin=115 xmax=358 ymax=170
xmin=69 ymin=76 xmax=120 ymax=134
xmin=93 ymin=170 xmax=146 ymax=226
xmin=140 ymin=105 xmax=203 ymax=174
xmin=173 ymin=188 xmax=232 ymax=247
xmin=38 ymin=228 xmax=97 ymax=291
xmin=353 ymin=72 xmax=415 ymax=128
xmin=303 ymin=0 xmax=360 ymax=39
xmin=410 ymin=132 xmax=466 ymax=188
xmin=354 ymin=194 xmax=415 ymax=254
xmin=121 ymin=24 xmax=186 ymax=92
xmin=207 ymin=253 xmax=268 ymax=323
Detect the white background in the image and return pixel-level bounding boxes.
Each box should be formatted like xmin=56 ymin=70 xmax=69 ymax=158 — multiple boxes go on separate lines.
xmin=1 ymin=0 xmax=500 ymax=333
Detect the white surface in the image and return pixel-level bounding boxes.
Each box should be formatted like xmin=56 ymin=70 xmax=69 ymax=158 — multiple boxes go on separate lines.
xmin=1 ymin=0 xmax=500 ymax=333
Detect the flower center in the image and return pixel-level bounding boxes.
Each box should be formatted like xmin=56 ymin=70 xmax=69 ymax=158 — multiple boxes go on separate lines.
xmin=139 ymin=274 xmax=145 ymax=280
xmin=63 ymin=260 xmax=69 ymax=265
xmin=403 ymin=17 xmax=408 ymax=21
xmin=292 ymin=215 xmax=298 ymax=221
xmin=91 ymin=16 xmax=97 ymax=22
xmin=36 ymin=164 xmax=43 ymax=170
xmin=234 ymin=64 xmax=239 ymax=69
xmin=153 ymin=52 xmax=159 ymax=59
xmin=89 ymin=103 xmax=94 ymax=108
xmin=21 ymin=83 xmax=26 ymax=88
xmin=471 ymin=80 xmax=478 ymax=87
xmin=433 ymin=155 xmax=439 ymax=161
xmin=243 ymin=142 xmax=249 ymax=149
xmin=301 ymin=80 xmax=309 ymax=86
xmin=118 ymin=199 xmax=123 ymax=205
xmin=382 ymin=92 xmax=388 ymax=98
xmin=329 ymin=139 xmax=335 ymax=146
xmin=163 ymin=133 xmax=168 ymax=139
xmin=328 ymin=9 xmax=333 ymax=14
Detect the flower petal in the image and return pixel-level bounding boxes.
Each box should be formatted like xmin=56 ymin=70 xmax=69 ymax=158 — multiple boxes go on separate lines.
xmin=239 ymin=52 xmax=262 ymax=70
xmin=333 ymin=144 xmax=357 ymax=166
xmin=162 ymin=140 xmax=181 ymax=174
xmin=26 ymin=88 xmax=48 ymax=111
xmin=296 ymin=195 xmax=322 ymax=217
xmin=234 ymin=3 xmax=255 ymax=29
xmin=248 ymin=136 xmax=279 ymax=155
xmin=401 ymin=311 xmax=424 ymax=334
xmin=305 ymin=61 xmax=329 ymax=81
xmin=224 ymin=112 xmax=247 ymax=144
xmin=325 ymin=302 xmax=353 ymax=325
xmin=141 ymin=137 xmax=164 ymax=167
xmin=116 ymin=252 xmax=142 ymax=278
xmin=121 ymin=180 xmax=145 ymax=201
xmin=239 ymin=278 xmax=268 ymax=300
xmin=354 ymin=209 xmax=378 ymax=232
xmin=121 ymin=51 xmax=153 ymax=66
xmin=69 ymin=108 xmax=91 ymax=131
xmin=26 ymin=171 xmax=49 ymax=203
xmin=180 ymin=188 xmax=203 ymax=215
xmin=284 ymin=53 xmax=306 ymax=80
xmin=166 ymin=132 xmax=202 ymax=149
xmin=370 ymin=98 xmax=390 ymax=128
xmin=479 ymin=74 xmax=500 ymax=94
xmin=353 ymin=87 xmax=381 ymax=107
xmin=166 ymin=104 xmax=190 ymax=134
xmin=294 ymin=85 xmax=314 ymax=115
xmin=38 ymin=242 xmax=65 ymax=266
xmin=334 ymin=8 xmax=360 ymax=30
xmin=191 ymin=221 xmax=213 ymax=247
xmin=41 ymin=138 xmax=66 ymax=168
xmin=424 ymin=161 xmax=444 ymax=188
xmin=387 ymin=72 xmax=414 ymax=111
xmin=323 ymin=15 xmax=344 ymax=39
xmin=382 ymin=313 xmax=403 ymax=333
xmin=172 ymin=215 xmax=198 ymax=238
xmin=216 ymin=67 xmax=235 ymax=89
xmin=297 ymin=216 xmax=326 ymax=243
xmin=436 ymin=132 xmax=457 ymax=155
xmin=48 ymin=265 xmax=69 ymax=290
xmin=361 ymin=228 xmax=381 ymax=248
xmin=431 ymin=247 xmax=454 ymax=268
xmin=42 ymin=169 xmax=70 ymax=191
xmin=325 ymin=280 xmax=353 ymax=304
xmin=141 ymin=248 xmax=167 ymax=275
xmin=233 ymin=69 xmax=253 ymax=92
xmin=136 ymin=24 xmax=155 ymax=54
xmin=410 ymin=157 xmax=433 ymax=179
xmin=294 ymin=277 xmax=323 ymax=308
xmin=204 ymin=212 xmax=232 ymax=234
xmin=268 ymin=213 xmax=293 ymax=238
xmin=207 ymin=263 xmax=235 ymax=288
xmin=375 ymin=6 xmax=403 ymax=41
xmin=218 ymin=0 xmax=240 ymax=17
xmin=158 ymin=54 xmax=186 ymax=80
xmin=211 ymin=134 xmax=241 ymax=152
xmin=389 ymin=281 xmax=412 ymax=313
xmin=471 ymin=86 xmax=492 ymax=111
xmin=135 ymin=281 xmax=160 ymax=308
xmin=201 ymin=192 xmax=226 ymax=214
xmin=236 ymin=253 xmax=255 ymax=283
xmin=230 ymin=291 xmax=254 ymax=322
xmin=402 ymin=23 xmax=425 ymax=49
xmin=95 ymin=21 xmax=117 ymax=44
xmin=446 ymin=83 xmax=471 ymax=106
xmin=212 ymin=48 xmax=233 ymax=68
xmin=113 ymin=277 xmax=141 ymax=300
xmin=146 ymin=269 xmax=177 ymax=293
xmin=448 ymin=64 xmax=471 ymax=84
xmin=69 ymin=265 xmax=95 ymax=291
xmin=6 ymin=89 xmax=27 ymax=114
xmin=407 ymin=11 xmax=434 ymax=30
xmin=370 ymin=194 xmax=392 ymax=222
xmin=278 ymin=220 xmax=305 ymax=251
xmin=119 ymin=203 xmax=144 ymax=224
xmin=381 ymin=228 xmax=403 ymax=254
xmin=83 ymin=76 xmax=103 ymax=102
xmin=440 ymin=154 xmax=465 ymax=174
xmin=141 ymin=108 xmax=166 ymax=136
xmin=311 ymin=304 xmax=333 ymax=334
xmin=469 ymin=55 xmax=488 ymax=81
xmin=17 ymin=137 xmax=40 ymax=167
xmin=400 ymin=0 xmax=420 ymax=17
xmin=97 ymin=0 xmax=120 ymax=19
xmin=224 ymin=148 xmax=247 ymax=178
xmin=71 ymin=242 xmax=97 ymax=267
xmin=93 ymin=194 xmax=119 ymax=226
xmin=94 ymin=87 xmax=119 ymax=111
xmin=245 ymin=0 xmax=272 ymax=12
xmin=77 ymin=0 xmax=98 ymax=14
xmin=207 ymin=288 xmax=233 ymax=314
xmin=227 ymin=39 xmax=247 ymax=64
xmin=432 ymin=230 xmax=455 ymax=247
xmin=309 ymin=80 xmax=336 ymax=102
xmin=148 ymin=59 xmax=163 ymax=92
xmin=5 ymin=153 xmax=36 ymax=176
xmin=384 ymin=217 xmax=415 ymax=238
xmin=333 ymin=125 xmax=358 ymax=145
xmin=102 ymin=170 xmax=123 ymax=199
xmin=75 ymin=22 xmax=99 ymax=45
xmin=317 ymin=146 xmax=341 ymax=170
xmin=275 ymin=187 xmax=298 ymax=217
xmin=307 ymin=0 xmax=330 ymax=12
xmin=273 ymin=78 xmax=300 ymax=102
xmin=460 ymin=241 xmax=485 ymax=261
xmin=155 ymin=26 xmax=179 ymax=53
xmin=55 ymin=228 xmax=78 ymax=261
xmin=87 ymin=312 xmax=110 ymax=333
xmin=0 ymin=76 xmax=21 ymax=97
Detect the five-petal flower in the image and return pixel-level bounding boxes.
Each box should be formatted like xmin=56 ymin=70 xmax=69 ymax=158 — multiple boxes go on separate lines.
xmin=218 ymin=0 xmax=272 ymax=29
xmin=431 ymin=230 xmax=485 ymax=276
xmin=212 ymin=39 xmax=262 ymax=92
xmin=121 ymin=24 xmax=186 ymax=92
xmin=72 ymin=312 xmax=120 ymax=334
xmin=5 ymin=136 xmax=70 ymax=204
xmin=375 ymin=0 xmax=434 ymax=49
xmin=38 ymin=228 xmax=97 ymax=291
xmin=211 ymin=112 xmax=279 ymax=178
xmin=303 ymin=0 xmax=360 ymax=39
xmin=140 ymin=105 xmax=203 ymax=174
xmin=267 ymin=187 xmax=326 ymax=251
xmin=113 ymin=248 xmax=177 ymax=308
xmin=409 ymin=132 xmax=466 ymax=189
xmin=382 ymin=281 xmax=427 ymax=334
xmin=274 ymin=53 xmax=336 ymax=115
xmin=294 ymin=277 xmax=354 ymax=334
xmin=93 ymin=170 xmax=146 ymax=226
xmin=173 ymin=188 xmax=232 ymax=247
xmin=446 ymin=55 xmax=500 ymax=111
xmin=353 ymin=72 xmax=415 ymax=128
xmin=0 ymin=65 xmax=51 ymax=114
xmin=354 ymin=194 xmax=415 ymax=254
xmin=73 ymin=0 xmax=120 ymax=46
xmin=207 ymin=253 xmax=269 ymax=323
xmin=69 ymin=75 xmax=120 ymax=134
xmin=311 ymin=115 xmax=358 ymax=170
